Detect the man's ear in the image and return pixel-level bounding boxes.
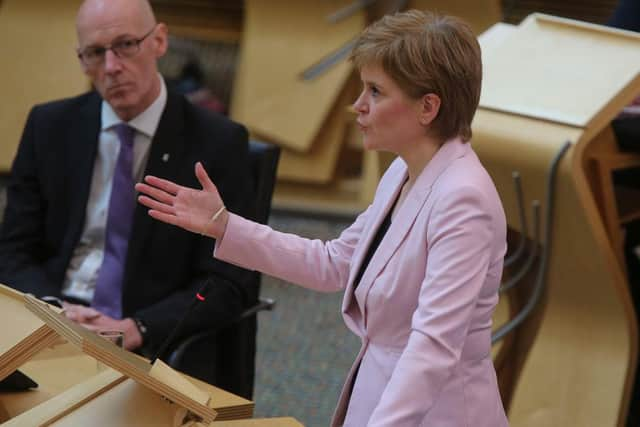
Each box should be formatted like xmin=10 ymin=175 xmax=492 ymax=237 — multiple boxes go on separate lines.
xmin=153 ymin=23 xmax=169 ymax=58
xmin=418 ymin=93 xmax=441 ymax=127
xmin=78 ymin=57 xmax=90 ymax=75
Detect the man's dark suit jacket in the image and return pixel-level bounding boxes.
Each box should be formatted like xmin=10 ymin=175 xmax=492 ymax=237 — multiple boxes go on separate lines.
xmin=0 ymin=90 xmax=256 ymax=396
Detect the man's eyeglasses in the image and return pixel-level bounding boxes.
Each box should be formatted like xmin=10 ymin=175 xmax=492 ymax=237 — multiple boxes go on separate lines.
xmin=77 ymin=25 xmax=157 ymax=67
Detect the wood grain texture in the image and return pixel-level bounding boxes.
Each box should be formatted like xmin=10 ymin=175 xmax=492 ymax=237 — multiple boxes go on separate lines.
xmin=24 ymin=295 xmax=218 ymax=423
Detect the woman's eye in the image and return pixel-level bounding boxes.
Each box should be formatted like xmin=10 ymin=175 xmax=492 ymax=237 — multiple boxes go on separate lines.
xmin=370 ymin=86 xmax=380 ymax=97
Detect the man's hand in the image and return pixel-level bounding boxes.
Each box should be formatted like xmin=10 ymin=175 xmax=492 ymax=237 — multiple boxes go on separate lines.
xmin=62 ymin=302 xmax=101 ymax=323
xmin=62 ymin=302 xmax=143 ymax=351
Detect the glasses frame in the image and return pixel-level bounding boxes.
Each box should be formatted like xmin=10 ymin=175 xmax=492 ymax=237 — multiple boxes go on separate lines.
xmin=77 ymin=25 xmax=157 ymax=67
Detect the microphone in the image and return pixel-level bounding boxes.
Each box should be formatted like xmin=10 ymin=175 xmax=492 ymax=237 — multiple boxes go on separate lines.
xmin=150 ymin=278 xmax=212 ymax=363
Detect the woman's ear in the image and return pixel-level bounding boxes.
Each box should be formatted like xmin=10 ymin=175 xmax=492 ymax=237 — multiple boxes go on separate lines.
xmin=418 ymin=93 xmax=441 ymax=126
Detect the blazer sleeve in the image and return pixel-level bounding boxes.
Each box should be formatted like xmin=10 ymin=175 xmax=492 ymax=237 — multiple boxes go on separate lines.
xmin=0 ymin=106 xmax=60 ymax=296
xmin=368 ymin=184 xmax=497 ymax=426
xmin=214 ymin=204 xmax=373 ymax=293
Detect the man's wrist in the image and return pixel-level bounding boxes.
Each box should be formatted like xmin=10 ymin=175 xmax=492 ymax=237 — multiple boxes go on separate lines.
xmin=122 ymin=317 xmax=144 ymax=350
xmin=132 ymin=317 xmax=148 ymax=340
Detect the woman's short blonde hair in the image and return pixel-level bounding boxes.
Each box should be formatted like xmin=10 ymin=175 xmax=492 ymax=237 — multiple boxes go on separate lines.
xmin=350 ymin=10 xmax=482 ymax=142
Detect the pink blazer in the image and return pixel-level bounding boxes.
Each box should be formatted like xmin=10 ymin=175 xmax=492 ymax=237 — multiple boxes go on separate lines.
xmin=215 ymin=138 xmax=509 ymax=427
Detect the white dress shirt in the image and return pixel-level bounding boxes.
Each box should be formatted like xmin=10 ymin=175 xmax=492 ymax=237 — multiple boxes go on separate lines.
xmin=61 ymin=76 xmax=167 ymax=303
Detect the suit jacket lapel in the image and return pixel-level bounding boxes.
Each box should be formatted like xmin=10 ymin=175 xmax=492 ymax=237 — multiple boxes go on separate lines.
xmin=66 ymin=93 xmax=101 ymax=249
xmin=353 ymin=139 xmax=469 ymax=318
xmin=126 ymin=92 xmax=187 ymax=276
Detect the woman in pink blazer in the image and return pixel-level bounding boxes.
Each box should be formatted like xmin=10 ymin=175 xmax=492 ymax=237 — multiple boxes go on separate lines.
xmin=137 ymin=10 xmax=508 ymax=427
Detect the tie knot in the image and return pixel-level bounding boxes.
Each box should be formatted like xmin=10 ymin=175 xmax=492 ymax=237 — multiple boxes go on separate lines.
xmin=114 ymin=123 xmax=135 ymax=147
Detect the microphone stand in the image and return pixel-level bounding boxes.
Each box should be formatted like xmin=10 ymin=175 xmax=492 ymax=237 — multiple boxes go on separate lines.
xmin=150 ymin=279 xmax=212 ymax=363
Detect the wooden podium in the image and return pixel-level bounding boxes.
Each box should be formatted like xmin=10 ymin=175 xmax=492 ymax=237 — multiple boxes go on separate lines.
xmin=0 ymin=285 xmax=257 ymax=426
xmin=474 ymin=14 xmax=640 ymax=426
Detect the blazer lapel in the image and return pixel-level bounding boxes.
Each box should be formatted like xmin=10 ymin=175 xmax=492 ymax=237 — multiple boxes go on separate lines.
xmin=353 ymin=139 xmax=469 ymax=318
xmin=342 ymin=164 xmax=406 ymax=315
xmin=125 ymin=93 xmax=187 ymax=274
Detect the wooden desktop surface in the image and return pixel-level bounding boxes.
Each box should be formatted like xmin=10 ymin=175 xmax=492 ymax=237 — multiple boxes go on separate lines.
xmin=0 ymin=343 xmax=254 ymax=423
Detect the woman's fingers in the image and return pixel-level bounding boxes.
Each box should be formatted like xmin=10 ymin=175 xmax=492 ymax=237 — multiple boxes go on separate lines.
xmin=195 ymin=162 xmax=218 ymax=194
xmin=135 ymin=182 xmax=175 ymax=205
xmin=138 ymin=195 xmax=176 ymax=215
xmin=147 ymin=209 xmax=192 ymax=231
xmin=142 ymin=175 xmax=181 ymax=195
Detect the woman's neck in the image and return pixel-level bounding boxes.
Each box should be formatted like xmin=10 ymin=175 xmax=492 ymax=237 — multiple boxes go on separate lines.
xmin=398 ymin=135 xmax=443 ymax=185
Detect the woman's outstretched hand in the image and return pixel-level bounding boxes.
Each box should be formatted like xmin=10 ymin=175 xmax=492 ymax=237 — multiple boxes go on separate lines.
xmin=135 ymin=162 xmax=229 ymax=239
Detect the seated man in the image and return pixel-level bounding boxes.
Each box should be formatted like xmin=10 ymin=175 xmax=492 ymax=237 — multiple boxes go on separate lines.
xmin=0 ymin=0 xmax=256 ymax=396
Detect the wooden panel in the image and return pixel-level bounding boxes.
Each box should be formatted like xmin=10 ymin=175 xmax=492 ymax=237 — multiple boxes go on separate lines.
xmin=0 ymin=286 xmax=46 ymax=356
xmin=473 ymin=110 xmax=582 ymax=237
xmin=231 ymin=0 xmax=364 ymax=152
xmin=0 ymin=285 xmax=59 ymax=384
xmin=474 ymin=112 xmax=635 ymax=427
xmin=473 ymin=14 xmax=638 ymax=426
xmin=275 ymin=74 xmax=359 ymax=183
xmin=24 ymin=295 xmax=218 ymax=423
xmin=50 ymin=379 xmax=191 ymax=427
xmin=1 ymin=369 xmax=125 ymax=427
xmin=0 ymin=0 xmax=87 ymax=173
xmin=1 ymin=343 xmax=253 ymax=423
xmin=481 ymin=14 xmax=640 ymax=129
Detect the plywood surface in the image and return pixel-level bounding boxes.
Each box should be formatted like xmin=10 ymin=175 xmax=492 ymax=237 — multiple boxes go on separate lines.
xmin=0 ymin=285 xmax=60 ymax=386
xmin=0 ymin=285 xmax=46 ymax=356
xmin=276 ymin=78 xmax=358 ymax=183
xmin=231 ymin=0 xmax=364 ymax=152
xmin=0 ymin=0 xmax=87 ymax=172
xmin=24 ymin=295 xmax=218 ymax=423
xmin=0 ymin=342 xmax=253 ymax=424
xmin=480 ymin=14 xmax=640 ymax=130
xmin=1 ymin=369 xmax=125 ymax=427
xmin=472 ymin=95 xmax=635 ymax=427
xmin=50 ymin=378 xmax=192 ymax=427
xmin=473 ymin=18 xmax=639 ymax=423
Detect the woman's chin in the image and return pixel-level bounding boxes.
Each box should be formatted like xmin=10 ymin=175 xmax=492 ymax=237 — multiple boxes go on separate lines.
xmin=361 ymin=138 xmax=376 ymax=151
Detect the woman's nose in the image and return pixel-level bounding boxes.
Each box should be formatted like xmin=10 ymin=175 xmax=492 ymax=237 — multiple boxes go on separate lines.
xmin=353 ymin=91 xmax=368 ymax=113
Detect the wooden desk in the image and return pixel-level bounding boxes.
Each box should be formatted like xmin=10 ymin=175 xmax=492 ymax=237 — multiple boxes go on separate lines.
xmin=0 ymin=343 xmax=253 ymax=424
xmin=473 ymin=14 xmax=640 ymax=426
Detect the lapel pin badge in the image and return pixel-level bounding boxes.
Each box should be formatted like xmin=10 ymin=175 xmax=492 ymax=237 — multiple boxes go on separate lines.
xmin=162 ymin=153 xmax=170 ymax=162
